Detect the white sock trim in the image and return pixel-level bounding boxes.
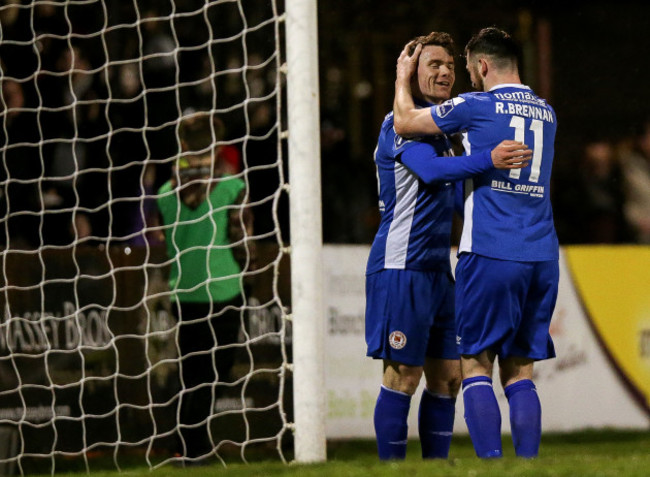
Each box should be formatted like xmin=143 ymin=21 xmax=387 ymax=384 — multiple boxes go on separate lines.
xmin=423 ymin=388 xmax=454 ymax=400
xmin=381 ymin=384 xmax=412 ymax=398
xmin=462 ymin=381 xmax=493 ymax=394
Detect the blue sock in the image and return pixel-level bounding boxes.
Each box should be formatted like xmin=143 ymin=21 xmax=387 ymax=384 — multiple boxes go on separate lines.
xmin=505 ymin=379 xmax=541 ymax=458
xmin=418 ymin=389 xmax=455 ymax=458
xmin=462 ymin=376 xmax=503 ymax=458
xmin=373 ymin=385 xmax=411 ymax=460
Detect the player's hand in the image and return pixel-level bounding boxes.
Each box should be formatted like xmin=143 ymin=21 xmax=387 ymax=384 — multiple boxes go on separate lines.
xmin=396 ymin=41 xmax=421 ymax=84
xmin=491 ymin=140 xmax=532 ymax=169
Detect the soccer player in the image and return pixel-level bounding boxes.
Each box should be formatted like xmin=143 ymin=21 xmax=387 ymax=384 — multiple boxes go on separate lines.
xmin=366 ymin=31 xmax=531 ymax=461
xmin=392 ymin=27 xmax=560 ymax=459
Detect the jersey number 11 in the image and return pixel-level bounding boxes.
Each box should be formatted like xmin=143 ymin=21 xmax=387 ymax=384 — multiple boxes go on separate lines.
xmin=508 ymin=116 xmax=543 ymax=183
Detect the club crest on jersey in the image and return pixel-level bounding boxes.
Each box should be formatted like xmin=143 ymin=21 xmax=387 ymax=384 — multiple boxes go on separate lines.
xmin=436 ymin=99 xmax=455 ymax=118
xmin=436 ymin=97 xmax=465 ymax=119
xmin=393 ymin=133 xmax=422 ymax=151
xmin=389 ymin=331 xmax=407 ymax=350
xmin=394 ymin=133 xmax=412 ymax=148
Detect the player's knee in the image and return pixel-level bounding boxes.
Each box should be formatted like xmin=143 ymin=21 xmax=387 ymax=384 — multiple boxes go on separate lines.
xmin=423 ymin=358 xmax=461 ymax=397
xmin=499 ymin=357 xmax=534 ymax=388
xmin=426 ymin=375 xmax=461 ymax=398
xmin=447 ymin=374 xmax=461 ymax=398
xmin=383 ymin=363 xmax=423 ymax=395
xmin=390 ymin=374 xmax=421 ymax=395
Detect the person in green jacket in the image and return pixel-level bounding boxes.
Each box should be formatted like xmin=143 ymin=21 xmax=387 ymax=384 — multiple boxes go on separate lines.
xmin=157 ymin=112 xmax=254 ymax=462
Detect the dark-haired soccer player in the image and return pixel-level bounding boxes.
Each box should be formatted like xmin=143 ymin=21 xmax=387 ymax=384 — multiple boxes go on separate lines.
xmin=365 ymin=31 xmax=530 ymax=460
xmin=393 ymin=27 xmax=560 ymax=459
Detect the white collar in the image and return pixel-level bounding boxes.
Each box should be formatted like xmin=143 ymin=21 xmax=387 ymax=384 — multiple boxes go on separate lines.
xmin=488 ymin=83 xmax=531 ymax=92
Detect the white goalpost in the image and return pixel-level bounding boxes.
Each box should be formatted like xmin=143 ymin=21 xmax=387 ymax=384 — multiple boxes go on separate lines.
xmin=285 ymin=0 xmax=326 ymax=464
xmin=0 ymin=0 xmax=325 ymax=473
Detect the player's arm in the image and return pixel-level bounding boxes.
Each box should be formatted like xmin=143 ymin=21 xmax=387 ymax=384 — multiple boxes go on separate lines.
xmin=454 ymin=181 xmax=465 ymax=217
xmin=400 ymin=139 xmax=531 ymax=185
xmin=393 ymin=42 xmax=442 ymax=137
xmin=228 ymin=189 xmax=257 ymax=272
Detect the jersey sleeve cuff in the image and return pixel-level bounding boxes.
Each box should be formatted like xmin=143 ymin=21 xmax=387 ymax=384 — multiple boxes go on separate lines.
xmin=481 ymin=150 xmax=494 ymax=169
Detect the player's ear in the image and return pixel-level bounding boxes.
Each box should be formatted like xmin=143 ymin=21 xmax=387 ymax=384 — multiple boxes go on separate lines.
xmin=479 ymin=58 xmax=488 ymax=78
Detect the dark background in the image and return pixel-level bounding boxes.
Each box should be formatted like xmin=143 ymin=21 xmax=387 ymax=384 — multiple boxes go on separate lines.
xmin=0 ymin=0 xmax=647 ymax=246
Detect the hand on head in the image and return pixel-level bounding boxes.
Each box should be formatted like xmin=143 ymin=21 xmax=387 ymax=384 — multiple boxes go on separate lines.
xmin=396 ymin=41 xmax=422 ymax=83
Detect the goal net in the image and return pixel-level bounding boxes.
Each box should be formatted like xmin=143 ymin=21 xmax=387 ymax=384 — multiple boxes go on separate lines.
xmin=0 ymin=0 xmax=324 ymax=474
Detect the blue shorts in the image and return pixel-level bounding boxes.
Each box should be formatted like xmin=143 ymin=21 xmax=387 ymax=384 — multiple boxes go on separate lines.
xmin=365 ymin=268 xmax=459 ymax=366
xmin=455 ymin=253 xmax=558 ymax=360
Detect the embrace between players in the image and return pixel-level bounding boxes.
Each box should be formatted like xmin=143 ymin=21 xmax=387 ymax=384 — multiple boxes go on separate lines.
xmin=365 ymin=27 xmax=559 ymax=460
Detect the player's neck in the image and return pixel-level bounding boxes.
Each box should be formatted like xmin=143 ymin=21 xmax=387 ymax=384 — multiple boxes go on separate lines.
xmin=412 ymin=92 xmax=438 ymax=107
xmin=414 ymin=93 xmax=445 ymax=106
xmin=483 ymin=72 xmax=521 ymax=92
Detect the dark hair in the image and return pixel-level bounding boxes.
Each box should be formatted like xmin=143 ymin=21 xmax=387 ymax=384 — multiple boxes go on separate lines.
xmin=464 ymin=27 xmax=520 ymax=69
xmin=408 ymin=31 xmax=456 ymax=58
xmin=178 ymin=112 xmax=225 ymax=153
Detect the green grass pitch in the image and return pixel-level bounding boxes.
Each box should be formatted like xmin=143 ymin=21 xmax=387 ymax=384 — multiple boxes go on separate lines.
xmin=26 ymin=429 xmax=650 ymax=477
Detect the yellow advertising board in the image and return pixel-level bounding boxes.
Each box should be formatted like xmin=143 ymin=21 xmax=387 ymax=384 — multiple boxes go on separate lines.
xmin=565 ymin=245 xmax=650 ymax=414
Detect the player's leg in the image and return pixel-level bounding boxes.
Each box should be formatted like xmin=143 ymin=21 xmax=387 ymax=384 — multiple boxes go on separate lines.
xmin=211 ymin=296 xmax=244 ymax=385
xmin=499 ymin=357 xmax=540 ymax=458
xmin=460 ymin=351 xmax=503 ymax=458
xmin=374 ymin=360 xmax=423 ymax=459
xmin=175 ymin=301 xmax=215 ymax=459
xmin=420 ymin=357 xmax=460 ymax=458
xmin=499 ymin=259 xmax=559 ymax=458
xmin=419 ymin=273 xmax=460 ymax=458
xmin=366 ymin=269 xmax=436 ymax=460
xmin=455 ymin=253 xmax=528 ymax=459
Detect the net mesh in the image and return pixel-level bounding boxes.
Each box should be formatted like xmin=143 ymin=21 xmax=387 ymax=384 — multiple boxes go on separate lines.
xmin=0 ymin=0 xmax=291 ymax=473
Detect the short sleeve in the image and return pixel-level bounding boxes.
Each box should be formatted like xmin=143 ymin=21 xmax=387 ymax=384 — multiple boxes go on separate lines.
xmin=431 ymin=96 xmax=472 ymax=135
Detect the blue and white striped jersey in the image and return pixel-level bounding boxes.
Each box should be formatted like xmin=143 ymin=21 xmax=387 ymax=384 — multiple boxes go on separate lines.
xmin=431 ymin=84 xmax=559 ymax=262
xmin=366 ymin=107 xmax=494 ymax=275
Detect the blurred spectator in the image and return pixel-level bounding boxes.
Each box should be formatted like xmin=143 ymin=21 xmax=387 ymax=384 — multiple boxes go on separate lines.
xmin=107 ymin=61 xmax=150 ymax=244
xmin=141 ymin=9 xmax=176 ymax=88
xmin=0 ymin=78 xmax=41 ymax=248
xmin=573 ymin=139 xmax=631 ymax=243
xmin=245 ymin=101 xmax=289 ymax=241
xmin=41 ymin=46 xmax=109 ymax=245
xmin=141 ymin=9 xmax=178 ymax=164
xmin=320 ymin=117 xmax=378 ymax=243
xmin=128 ymin=163 xmax=163 ymax=247
xmin=620 ymin=121 xmax=650 ymax=243
xmin=33 ymin=2 xmax=69 ymax=73
xmin=0 ymin=0 xmax=37 ymax=80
